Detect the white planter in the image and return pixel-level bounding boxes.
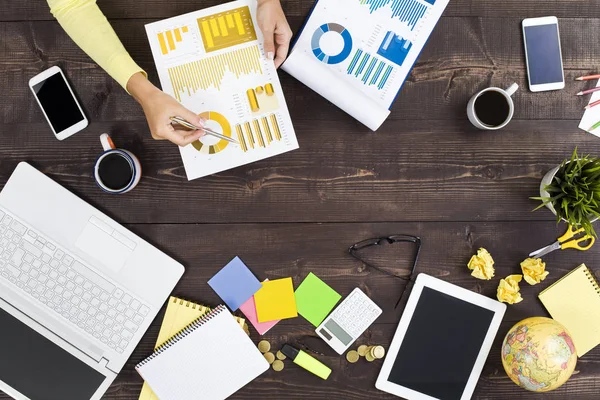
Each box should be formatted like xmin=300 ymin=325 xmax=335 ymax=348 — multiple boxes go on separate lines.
xmin=539 ymin=165 xmax=561 ymax=216
xmin=539 ymin=162 xmax=599 ymax=223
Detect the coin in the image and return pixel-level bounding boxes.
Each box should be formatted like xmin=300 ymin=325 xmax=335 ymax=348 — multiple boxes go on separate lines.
xmin=346 ymin=350 xmax=360 ymax=363
xmin=258 ymin=340 xmax=271 ymax=353
xmin=357 ymin=345 xmax=368 ymax=357
xmin=373 ymin=345 xmax=385 ymax=359
xmin=365 ymin=353 xmax=375 ymax=362
xmin=264 ymin=352 xmax=275 ymax=364
xmin=272 ymin=360 xmax=284 ymax=371
xmin=276 ymin=350 xmax=286 ymax=360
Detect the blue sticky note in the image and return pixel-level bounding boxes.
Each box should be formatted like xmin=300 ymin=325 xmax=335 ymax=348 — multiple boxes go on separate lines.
xmin=208 ymin=257 xmax=262 ymax=311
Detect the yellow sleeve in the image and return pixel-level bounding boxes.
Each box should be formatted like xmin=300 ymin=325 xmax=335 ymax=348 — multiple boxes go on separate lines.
xmin=47 ymin=0 xmax=146 ymax=92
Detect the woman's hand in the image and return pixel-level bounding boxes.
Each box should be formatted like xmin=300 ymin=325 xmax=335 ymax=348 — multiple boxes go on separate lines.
xmin=127 ymin=73 xmax=205 ymax=146
xmin=256 ymin=0 xmax=293 ymax=68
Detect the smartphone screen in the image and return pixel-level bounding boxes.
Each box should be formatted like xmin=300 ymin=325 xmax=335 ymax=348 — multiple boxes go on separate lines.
xmin=32 ymin=72 xmax=85 ymax=134
xmin=523 ymin=23 xmax=563 ymax=85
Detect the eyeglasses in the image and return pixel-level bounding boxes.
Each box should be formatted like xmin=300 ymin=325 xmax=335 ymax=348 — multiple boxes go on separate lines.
xmin=348 ymin=235 xmax=422 ymax=308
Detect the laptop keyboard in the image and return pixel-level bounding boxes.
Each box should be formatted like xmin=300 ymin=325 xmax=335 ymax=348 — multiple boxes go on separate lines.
xmin=0 ymin=208 xmax=149 ymax=354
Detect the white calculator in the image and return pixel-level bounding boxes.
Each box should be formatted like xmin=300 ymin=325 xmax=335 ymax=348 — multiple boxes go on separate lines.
xmin=316 ymin=288 xmax=382 ymax=354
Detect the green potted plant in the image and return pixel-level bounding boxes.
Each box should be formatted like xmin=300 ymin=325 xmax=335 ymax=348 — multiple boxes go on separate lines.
xmin=534 ymin=148 xmax=600 ymax=237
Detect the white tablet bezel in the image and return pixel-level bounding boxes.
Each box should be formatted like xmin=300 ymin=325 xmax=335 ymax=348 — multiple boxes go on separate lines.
xmin=375 ymin=273 xmax=507 ymax=400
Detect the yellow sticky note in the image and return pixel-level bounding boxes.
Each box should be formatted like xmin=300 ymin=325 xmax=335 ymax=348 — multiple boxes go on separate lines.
xmin=254 ymin=278 xmax=297 ymax=322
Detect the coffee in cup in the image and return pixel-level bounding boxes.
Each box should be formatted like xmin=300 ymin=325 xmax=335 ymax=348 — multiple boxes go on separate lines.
xmin=94 ymin=134 xmax=141 ymax=194
xmin=467 ymin=83 xmax=518 ymax=130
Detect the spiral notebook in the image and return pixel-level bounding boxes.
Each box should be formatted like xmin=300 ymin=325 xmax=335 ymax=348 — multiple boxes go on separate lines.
xmin=136 ymin=305 xmax=268 ymax=400
xmin=138 ymin=297 xmax=247 ymax=400
xmin=539 ymin=264 xmax=600 ymax=357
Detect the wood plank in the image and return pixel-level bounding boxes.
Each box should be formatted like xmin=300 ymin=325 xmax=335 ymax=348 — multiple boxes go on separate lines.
xmin=3 ymin=0 xmax=600 ymax=21
xmin=1 ymin=18 xmax=599 ymax=124
xmin=1 ymin=221 xmax=598 ymax=399
xmin=1 ymin=120 xmax=598 ymax=224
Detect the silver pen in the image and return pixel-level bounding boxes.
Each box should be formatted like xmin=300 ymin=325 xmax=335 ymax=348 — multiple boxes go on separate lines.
xmin=169 ymin=116 xmax=239 ymax=144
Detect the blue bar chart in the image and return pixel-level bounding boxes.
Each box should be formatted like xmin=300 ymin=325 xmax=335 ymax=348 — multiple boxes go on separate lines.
xmin=358 ymin=0 xmax=429 ymax=30
xmin=347 ymin=49 xmax=394 ymax=90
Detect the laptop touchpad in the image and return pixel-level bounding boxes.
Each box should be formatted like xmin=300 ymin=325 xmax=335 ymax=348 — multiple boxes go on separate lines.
xmin=75 ymin=222 xmax=132 ymax=272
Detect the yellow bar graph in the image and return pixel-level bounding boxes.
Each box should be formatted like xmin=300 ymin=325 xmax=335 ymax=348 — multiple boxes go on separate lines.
xmin=168 ymin=45 xmax=263 ymax=101
xmin=197 ymin=6 xmax=257 ymax=52
xmin=157 ymin=25 xmax=190 ymax=55
xmin=235 ymin=114 xmax=282 ymax=153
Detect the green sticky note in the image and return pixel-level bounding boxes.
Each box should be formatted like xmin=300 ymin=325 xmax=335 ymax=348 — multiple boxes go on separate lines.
xmin=294 ymin=273 xmax=341 ymax=327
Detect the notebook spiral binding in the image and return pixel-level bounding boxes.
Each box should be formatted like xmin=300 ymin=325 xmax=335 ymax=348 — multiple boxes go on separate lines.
xmin=135 ymin=305 xmax=226 ymax=369
xmin=584 ymin=268 xmax=600 ymax=295
xmin=174 ymin=296 xmax=209 ymax=312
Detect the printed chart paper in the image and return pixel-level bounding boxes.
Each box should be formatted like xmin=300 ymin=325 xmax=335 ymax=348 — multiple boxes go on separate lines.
xmin=145 ymin=0 xmax=298 ymax=180
xmin=282 ymin=0 xmax=449 ymax=130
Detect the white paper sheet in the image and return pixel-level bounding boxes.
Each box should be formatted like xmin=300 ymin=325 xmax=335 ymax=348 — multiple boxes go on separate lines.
xmin=145 ymin=0 xmax=298 ymax=180
xmin=282 ymin=0 xmax=449 ymax=131
xmin=579 ymin=79 xmax=600 ymax=137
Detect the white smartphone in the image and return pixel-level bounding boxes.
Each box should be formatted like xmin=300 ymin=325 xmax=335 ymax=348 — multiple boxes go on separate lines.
xmin=29 ymin=66 xmax=88 ymax=140
xmin=522 ymin=16 xmax=565 ymax=92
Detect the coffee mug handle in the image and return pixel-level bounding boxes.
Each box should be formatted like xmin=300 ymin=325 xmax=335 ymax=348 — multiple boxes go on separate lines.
xmin=100 ymin=133 xmax=116 ymax=151
xmin=505 ymin=83 xmax=519 ymax=97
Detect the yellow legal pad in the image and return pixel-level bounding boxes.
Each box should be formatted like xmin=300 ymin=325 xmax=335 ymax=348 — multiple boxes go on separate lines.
xmin=538 ymin=264 xmax=600 ymax=357
xmin=138 ymin=297 xmax=247 ymax=400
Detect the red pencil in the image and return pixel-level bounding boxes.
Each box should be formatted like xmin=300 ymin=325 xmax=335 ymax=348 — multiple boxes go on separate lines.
xmin=576 ymin=74 xmax=600 ymax=81
xmin=577 ymin=86 xmax=600 ymax=96
xmin=585 ymin=99 xmax=600 ymax=109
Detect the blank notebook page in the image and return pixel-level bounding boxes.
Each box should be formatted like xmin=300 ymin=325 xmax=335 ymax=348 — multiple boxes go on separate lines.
xmin=539 ymin=264 xmax=600 ymax=357
xmin=136 ymin=306 xmax=269 ymax=400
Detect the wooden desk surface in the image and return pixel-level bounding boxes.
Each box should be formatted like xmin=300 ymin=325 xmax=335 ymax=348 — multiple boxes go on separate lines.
xmin=1 ymin=0 xmax=600 ymax=398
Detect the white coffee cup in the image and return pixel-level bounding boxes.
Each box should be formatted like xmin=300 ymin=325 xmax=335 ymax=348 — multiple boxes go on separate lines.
xmin=94 ymin=133 xmax=142 ymax=194
xmin=467 ymin=83 xmax=519 ymax=130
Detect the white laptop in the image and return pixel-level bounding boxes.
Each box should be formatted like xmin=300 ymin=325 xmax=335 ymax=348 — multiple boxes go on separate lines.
xmin=0 ymin=162 xmax=184 ymax=400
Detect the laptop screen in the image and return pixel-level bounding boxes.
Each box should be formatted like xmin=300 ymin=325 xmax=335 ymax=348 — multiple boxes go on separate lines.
xmin=0 ymin=307 xmax=106 ymax=400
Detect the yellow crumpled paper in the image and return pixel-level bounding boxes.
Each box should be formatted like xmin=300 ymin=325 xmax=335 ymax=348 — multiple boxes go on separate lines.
xmin=497 ymin=274 xmax=523 ymax=304
xmin=520 ymin=257 xmax=549 ymax=285
xmin=467 ymin=248 xmax=495 ymax=280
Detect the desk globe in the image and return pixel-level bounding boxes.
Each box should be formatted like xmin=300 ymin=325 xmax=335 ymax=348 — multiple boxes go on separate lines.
xmin=501 ymin=317 xmax=577 ymax=392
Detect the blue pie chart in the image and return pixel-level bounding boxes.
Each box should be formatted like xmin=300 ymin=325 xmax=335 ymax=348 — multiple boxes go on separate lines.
xmin=311 ymin=23 xmax=353 ymax=64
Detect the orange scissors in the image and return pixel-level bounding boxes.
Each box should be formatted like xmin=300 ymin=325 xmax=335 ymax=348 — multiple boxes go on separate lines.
xmin=529 ymin=225 xmax=595 ymax=258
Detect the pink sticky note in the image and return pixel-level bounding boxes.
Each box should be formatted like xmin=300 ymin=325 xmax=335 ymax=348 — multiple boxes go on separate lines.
xmin=239 ymin=279 xmax=280 ymax=335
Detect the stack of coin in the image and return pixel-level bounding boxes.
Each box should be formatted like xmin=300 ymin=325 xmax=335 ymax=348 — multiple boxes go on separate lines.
xmin=348 ymin=345 xmax=386 ymax=363
xmin=256 ymin=340 xmax=286 ymax=371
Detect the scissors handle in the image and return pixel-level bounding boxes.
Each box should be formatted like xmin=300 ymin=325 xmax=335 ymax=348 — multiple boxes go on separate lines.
xmin=561 ymin=235 xmax=595 ymax=251
xmin=557 ymin=225 xmax=585 ymax=243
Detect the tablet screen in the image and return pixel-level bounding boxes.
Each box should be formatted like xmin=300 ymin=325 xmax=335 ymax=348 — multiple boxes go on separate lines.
xmin=387 ymin=287 xmax=495 ymax=400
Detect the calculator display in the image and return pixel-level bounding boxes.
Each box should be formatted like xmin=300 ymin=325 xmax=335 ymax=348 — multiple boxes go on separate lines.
xmin=386 ymin=287 xmax=495 ymax=400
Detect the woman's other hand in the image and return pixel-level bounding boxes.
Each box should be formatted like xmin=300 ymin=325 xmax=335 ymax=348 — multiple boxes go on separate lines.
xmin=257 ymin=0 xmax=293 ymax=68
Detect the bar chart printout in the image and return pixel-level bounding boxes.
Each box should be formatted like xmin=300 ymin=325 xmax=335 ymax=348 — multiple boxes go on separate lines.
xmin=145 ymin=0 xmax=298 ymax=180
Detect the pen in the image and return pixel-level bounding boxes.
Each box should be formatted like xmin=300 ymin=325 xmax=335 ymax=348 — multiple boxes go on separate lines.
xmin=576 ymin=74 xmax=600 ymax=81
xmin=169 ymin=116 xmax=239 ymax=144
xmin=585 ymin=99 xmax=600 ymax=110
xmin=577 ymin=87 xmax=600 ymax=96
xmin=589 ymin=120 xmax=600 ymax=131
xmin=281 ymin=344 xmax=331 ymax=380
